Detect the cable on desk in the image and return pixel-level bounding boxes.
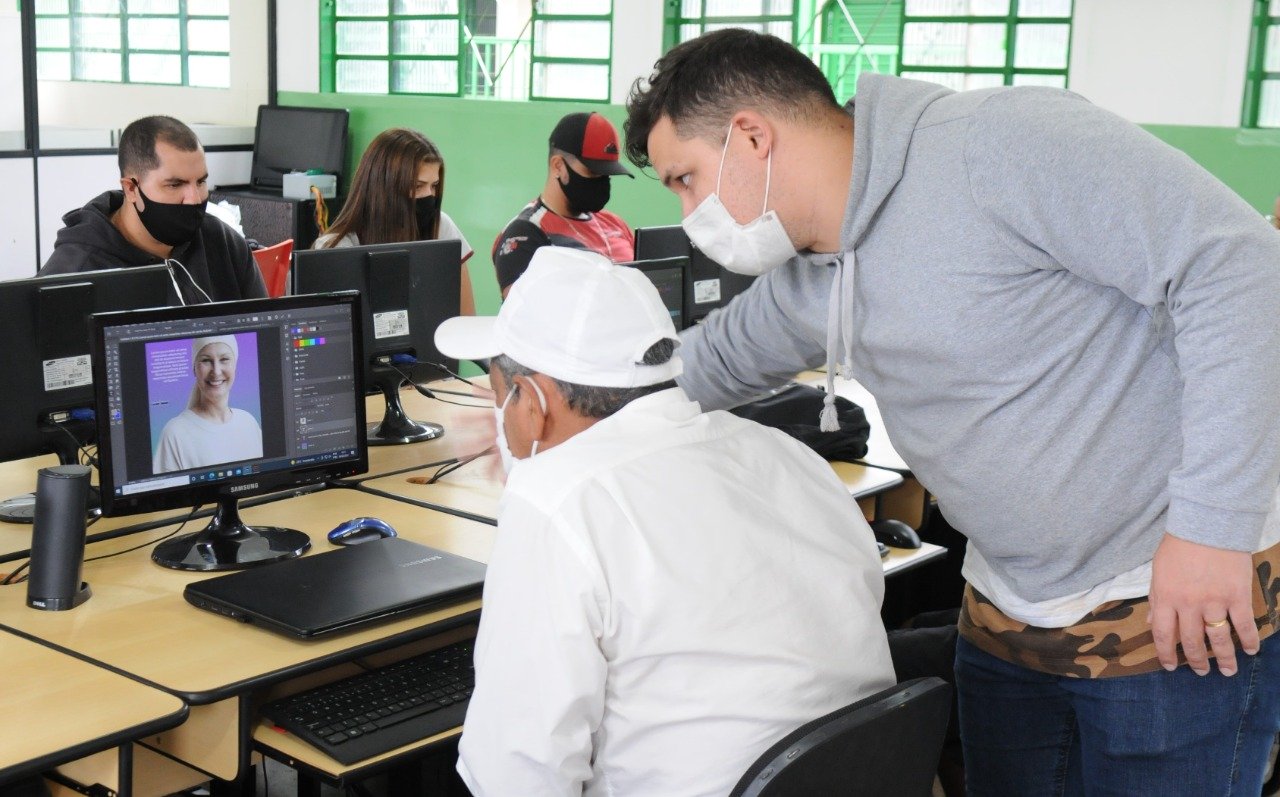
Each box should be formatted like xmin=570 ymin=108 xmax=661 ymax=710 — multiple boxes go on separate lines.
xmin=407 ymin=447 xmax=496 ymax=485
xmin=389 ymin=362 xmax=492 ymax=409
xmin=48 ymin=417 xmax=100 ymax=469
xmin=1 ymin=559 xmax=30 ymax=585
xmin=82 ymin=504 xmax=202 ymax=564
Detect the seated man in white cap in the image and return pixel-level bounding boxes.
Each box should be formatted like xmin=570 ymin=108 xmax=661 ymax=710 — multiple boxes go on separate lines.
xmin=435 ymin=246 xmax=896 ymax=796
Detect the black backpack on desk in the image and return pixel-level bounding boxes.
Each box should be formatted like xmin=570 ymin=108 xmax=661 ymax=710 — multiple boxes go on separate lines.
xmin=728 ymin=383 xmax=870 ymax=463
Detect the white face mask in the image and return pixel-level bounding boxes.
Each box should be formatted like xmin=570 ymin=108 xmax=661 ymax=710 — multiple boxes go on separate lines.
xmin=681 ymin=125 xmax=797 ymax=277
xmin=494 ymin=377 xmax=548 ymax=474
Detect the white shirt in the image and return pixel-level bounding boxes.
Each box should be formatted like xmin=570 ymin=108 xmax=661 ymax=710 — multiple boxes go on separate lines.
xmin=457 ymin=388 xmax=895 ymax=797
xmin=312 ymin=211 xmax=473 ymax=260
xmin=153 ymin=408 xmax=263 ymax=473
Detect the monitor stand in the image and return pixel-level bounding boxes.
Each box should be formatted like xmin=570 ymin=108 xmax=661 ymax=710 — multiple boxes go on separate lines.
xmin=0 ymin=421 xmax=101 ymax=524
xmin=151 ymin=495 xmax=311 ymax=571
xmin=368 ymin=367 xmax=443 ymax=446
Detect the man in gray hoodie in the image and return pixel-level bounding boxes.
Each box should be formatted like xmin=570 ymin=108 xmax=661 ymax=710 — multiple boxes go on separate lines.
xmin=624 ymin=29 xmax=1280 ymax=794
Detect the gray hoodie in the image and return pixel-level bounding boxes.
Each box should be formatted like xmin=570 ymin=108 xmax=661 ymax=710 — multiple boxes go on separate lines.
xmin=676 ymin=74 xmax=1280 ymax=602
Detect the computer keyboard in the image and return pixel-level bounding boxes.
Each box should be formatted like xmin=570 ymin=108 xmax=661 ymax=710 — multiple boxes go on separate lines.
xmin=261 ymin=638 xmax=475 ymax=765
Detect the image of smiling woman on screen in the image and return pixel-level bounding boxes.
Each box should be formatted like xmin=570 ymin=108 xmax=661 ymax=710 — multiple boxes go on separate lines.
xmin=153 ymin=335 xmax=263 ymax=473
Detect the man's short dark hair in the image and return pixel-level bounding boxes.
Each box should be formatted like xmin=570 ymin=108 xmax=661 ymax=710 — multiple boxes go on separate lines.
xmin=624 ymin=28 xmax=840 ymax=169
xmin=118 ymin=115 xmax=201 ymax=177
xmin=493 ymin=338 xmax=679 ymax=420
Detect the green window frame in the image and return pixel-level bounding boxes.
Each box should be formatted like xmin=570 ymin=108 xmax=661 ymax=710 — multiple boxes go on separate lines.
xmin=1243 ymin=0 xmax=1280 ymax=128
xmin=34 ymin=0 xmax=231 ymax=89
xmin=795 ymin=1 xmax=904 ymax=101
xmin=898 ymin=0 xmax=1072 ymax=91
xmin=530 ymin=1 xmax=612 ymax=103
xmin=665 ymin=2 xmax=1070 ymax=101
xmin=321 ymin=0 xmax=613 ymax=103
xmin=665 ymin=1 xmax=797 ymax=51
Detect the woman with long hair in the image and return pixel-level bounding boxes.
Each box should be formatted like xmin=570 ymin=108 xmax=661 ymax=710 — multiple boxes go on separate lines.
xmin=315 ymin=128 xmax=475 ymax=314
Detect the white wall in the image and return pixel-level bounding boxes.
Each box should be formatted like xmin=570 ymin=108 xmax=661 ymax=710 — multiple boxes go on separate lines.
xmin=0 ymin=158 xmax=38 ymax=278
xmin=35 ymin=148 xmax=252 ymax=267
xmin=37 ymin=0 xmax=268 ymax=133
xmin=610 ymin=2 xmax=664 ymax=104
xmin=1068 ymin=0 xmax=1254 ymax=126
xmin=276 ymin=0 xmax=319 ymax=94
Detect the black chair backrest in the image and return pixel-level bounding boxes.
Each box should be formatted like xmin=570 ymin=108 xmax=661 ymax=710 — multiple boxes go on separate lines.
xmin=729 ymin=677 xmax=952 ymax=797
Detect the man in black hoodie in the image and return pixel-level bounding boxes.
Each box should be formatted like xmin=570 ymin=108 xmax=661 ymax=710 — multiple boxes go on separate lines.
xmin=40 ymin=115 xmax=266 ymax=303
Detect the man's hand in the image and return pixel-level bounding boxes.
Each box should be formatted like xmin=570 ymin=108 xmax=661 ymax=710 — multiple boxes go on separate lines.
xmin=1148 ymin=533 xmax=1258 ymax=676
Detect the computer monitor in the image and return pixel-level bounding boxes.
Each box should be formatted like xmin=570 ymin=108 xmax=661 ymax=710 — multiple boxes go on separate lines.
xmin=633 ymin=225 xmax=757 ymax=324
xmin=91 ymin=296 xmax=366 ymax=570
xmin=91 ymin=292 xmax=368 ymax=571
xmin=0 ymin=266 xmax=175 ymax=522
xmin=293 ymin=239 xmax=463 ymax=446
xmin=621 ymin=256 xmax=689 ymax=331
xmin=250 ymin=105 xmax=350 ymax=194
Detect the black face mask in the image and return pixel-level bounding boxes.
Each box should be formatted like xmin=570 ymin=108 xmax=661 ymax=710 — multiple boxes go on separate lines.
xmin=414 ymin=194 xmax=440 ymax=240
xmin=131 ymin=179 xmax=207 ymax=247
xmin=558 ymin=166 xmax=610 ymax=215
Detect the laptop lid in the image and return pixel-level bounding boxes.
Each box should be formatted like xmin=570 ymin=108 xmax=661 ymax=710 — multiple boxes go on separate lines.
xmin=183 ymin=537 xmax=485 ymax=638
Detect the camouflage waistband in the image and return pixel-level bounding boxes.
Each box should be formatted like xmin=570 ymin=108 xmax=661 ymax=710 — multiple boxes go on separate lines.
xmin=958 ymin=542 xmax=1280 ymax=678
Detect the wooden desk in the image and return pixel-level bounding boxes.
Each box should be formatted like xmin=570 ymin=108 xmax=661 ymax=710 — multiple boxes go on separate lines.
xmin=0 ymin=631 xmax=187 ymax=789
xmin=360 ymin=382 xmax=495 ymax=481
xmin=0 ymin=489 xmax=493 ymax=784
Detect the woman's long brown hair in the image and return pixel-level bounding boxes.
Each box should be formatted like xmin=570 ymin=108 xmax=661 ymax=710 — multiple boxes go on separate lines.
xmin=322 ymin=128 xmax=445 ymax=247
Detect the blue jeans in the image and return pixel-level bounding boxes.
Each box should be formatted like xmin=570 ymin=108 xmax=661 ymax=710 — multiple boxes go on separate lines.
xmin=956 ymin=633 xmax=1280 ymax=796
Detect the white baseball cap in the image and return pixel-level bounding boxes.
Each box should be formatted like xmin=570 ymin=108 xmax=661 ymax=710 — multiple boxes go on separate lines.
xmin=434 ymin=246 xmax=682 ymax=388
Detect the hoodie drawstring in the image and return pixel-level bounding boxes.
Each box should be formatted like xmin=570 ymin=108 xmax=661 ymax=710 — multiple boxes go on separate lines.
xmin=820 ymin=250 xmax=857 ymax=432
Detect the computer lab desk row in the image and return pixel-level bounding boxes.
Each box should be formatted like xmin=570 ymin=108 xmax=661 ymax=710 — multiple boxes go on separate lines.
xmin=0 ymin=380 xmax=945 ymax=796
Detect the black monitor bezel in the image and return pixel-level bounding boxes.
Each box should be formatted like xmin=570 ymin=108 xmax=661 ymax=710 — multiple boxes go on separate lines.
xmin=620 ymin=255 xmax=690 ymax=332
xmin=292 ymin=238 xmax=464 ymax=385
xmin=0 ymin=265 xmax=175 ymax=465
xmin=250 ymin=104 xmax=350 ymax=193
xmin=632 ymin=224 xmax=758 ymax=323
xmin=91 ymin=292 xmax=369 ymax=518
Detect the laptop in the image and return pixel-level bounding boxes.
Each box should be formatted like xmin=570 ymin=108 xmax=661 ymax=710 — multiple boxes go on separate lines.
xmin=184 ymin=537 xmax=485 ymax=638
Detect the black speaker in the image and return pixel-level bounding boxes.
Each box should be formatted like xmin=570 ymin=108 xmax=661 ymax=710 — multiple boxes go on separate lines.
xmin=27 ymin=464 xmax=93 ymax=611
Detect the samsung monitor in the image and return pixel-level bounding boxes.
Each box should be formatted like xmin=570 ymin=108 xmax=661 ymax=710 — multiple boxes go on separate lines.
xmin=92 ymin=292 xmax=368 ymax=571
xmin=250 ymin=105 xmax=350 ymax=194
xmin=621 ymin=256 xmax=689 ymax=331
xmin=0 ymin=266 xmax=175 ymax=522
xmin=633 ymin=225 xmax=757 ymax=324
xmin=293 ymin=239 xmax=462 ymax=446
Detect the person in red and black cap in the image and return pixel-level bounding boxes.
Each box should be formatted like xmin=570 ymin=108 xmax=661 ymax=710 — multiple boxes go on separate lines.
xmin=491 ymin=112 xmax=635 ymax=298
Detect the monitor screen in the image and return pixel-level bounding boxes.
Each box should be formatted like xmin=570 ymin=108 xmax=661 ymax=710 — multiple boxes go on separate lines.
xmin=633 ymin=225 xmax=757 ymax=324
xmin=621 ymin=256 xmax=688 ymax=331
xmin=93 ymin=293 xmax=367 ymax=519
xmin=293 ymin=239 xmax=462 ymax=446
xmin=0 ymin=266 xmax=175 ymax=521
xmin=251 ymin=105 xmax=350 ymax=193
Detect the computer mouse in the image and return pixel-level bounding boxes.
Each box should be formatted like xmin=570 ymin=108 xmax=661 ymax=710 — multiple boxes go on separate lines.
xmin=327 ymin=517 xmax=398 ymax=546
xmin=870 ymin=519 xmax=922 ymax=550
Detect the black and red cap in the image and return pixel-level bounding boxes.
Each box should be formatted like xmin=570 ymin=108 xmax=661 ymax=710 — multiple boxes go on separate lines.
xmin=549 ymin=112 xmax=634 ymax=178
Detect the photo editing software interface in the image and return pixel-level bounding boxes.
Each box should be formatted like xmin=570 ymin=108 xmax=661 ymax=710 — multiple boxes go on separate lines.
xmin=100 ymin=304 xmax=360 ymax=499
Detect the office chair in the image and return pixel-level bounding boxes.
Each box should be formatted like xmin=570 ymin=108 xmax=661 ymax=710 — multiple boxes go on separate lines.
xmin=728 ymin=677 xmax=952 ymax=797
xmin=251 ymin=237 xmax=294 ymax=298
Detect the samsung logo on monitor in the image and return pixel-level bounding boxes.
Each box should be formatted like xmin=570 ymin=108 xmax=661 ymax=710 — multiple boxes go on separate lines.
xmin=228 ymin=482 xmax=260 ymax=494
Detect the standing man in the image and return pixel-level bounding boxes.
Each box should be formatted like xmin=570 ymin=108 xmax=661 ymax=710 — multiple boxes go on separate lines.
xmin=491 ymin=112 xmax=635 ymax=297
xmin=625 ymin=28 xmax=1280 ymax=793
xmin=41 ymin=115 xmax=266 ymax=303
